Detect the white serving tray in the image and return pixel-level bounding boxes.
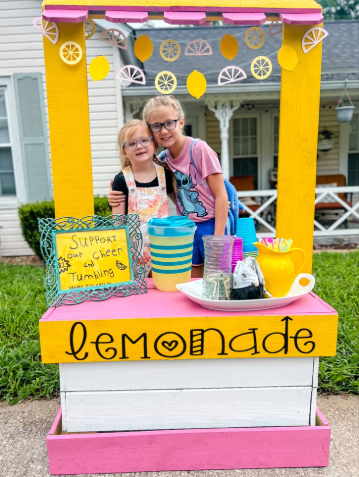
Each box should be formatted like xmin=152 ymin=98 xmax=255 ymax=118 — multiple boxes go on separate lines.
xmin=176 ymin=273 xmax=315 ymax=312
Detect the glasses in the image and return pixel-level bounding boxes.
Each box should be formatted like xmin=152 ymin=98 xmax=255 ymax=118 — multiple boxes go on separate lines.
xmin=148 ymin=118 xmax=181 ymax=134
xmin=123 ymin=137 xmax=153 ymax=150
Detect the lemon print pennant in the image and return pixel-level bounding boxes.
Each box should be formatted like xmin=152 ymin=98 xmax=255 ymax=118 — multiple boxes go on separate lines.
xmin=220 ymin=33 xmax=238 ymax=60
xmin=60 ymin=41 xmax=83 ymax=65
xmin=251 ymin=56 xmax=272 ymax=80
xmin=89 ymin=56 xmax=110 ymax=81
xmin=277 ymin=45 xmax=298 ymax=72
xmin=160 ymin=39 xmax=181 ymax=62
xmin=187 ymin=70 xmax=207 ymax=99
xmin=155 ymin=71 xmax=177 ymax=95
xmin=245 ymin=27 xmax=265 ymax=50
xmin=134 ymin=34 xmax=153 ymax=62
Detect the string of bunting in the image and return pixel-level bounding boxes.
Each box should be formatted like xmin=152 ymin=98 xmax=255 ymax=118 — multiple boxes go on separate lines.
xmin=33 ymin=18 xmax=328 ymax=95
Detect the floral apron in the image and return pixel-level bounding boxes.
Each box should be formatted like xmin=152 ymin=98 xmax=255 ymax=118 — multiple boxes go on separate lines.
xmin=123 ymin=163 xmax=170 ymax=277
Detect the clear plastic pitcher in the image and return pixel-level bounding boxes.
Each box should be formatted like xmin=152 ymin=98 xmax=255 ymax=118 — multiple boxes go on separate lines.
xmin=148 ymin=216 xmax=196 ymax=292
xmin=202 ymin=235 xmax=235 ymax=300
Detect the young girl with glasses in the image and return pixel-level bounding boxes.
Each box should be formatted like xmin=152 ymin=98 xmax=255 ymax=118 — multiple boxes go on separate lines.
xmin=109 ymin=96 xmax=229 ymax=278
xmin=112 ymin=119 xmax=175 ymax=277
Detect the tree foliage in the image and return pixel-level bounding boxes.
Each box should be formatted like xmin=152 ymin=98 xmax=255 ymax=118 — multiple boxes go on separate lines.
xmin=318 ymin=0 xmax=359 ymax=19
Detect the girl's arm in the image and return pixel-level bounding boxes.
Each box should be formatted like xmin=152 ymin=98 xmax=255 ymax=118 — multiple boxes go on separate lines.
xmin=108 ymin=180 xmax=126 ymax=207
xmin=168 ymin=191 xmax=176 ymax=204
xmin=207 ymin=173 xmax=228 ymax=235
xmin=112 ymin=202 xmax=126 ymax=215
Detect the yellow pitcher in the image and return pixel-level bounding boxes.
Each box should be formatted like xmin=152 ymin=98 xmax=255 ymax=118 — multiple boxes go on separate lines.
xmin=254 ymin=243 xmax=306 ymax=298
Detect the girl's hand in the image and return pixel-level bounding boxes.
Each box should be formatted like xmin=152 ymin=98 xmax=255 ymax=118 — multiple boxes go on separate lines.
xmin=108 ymin=180 xmax=126 ymax=207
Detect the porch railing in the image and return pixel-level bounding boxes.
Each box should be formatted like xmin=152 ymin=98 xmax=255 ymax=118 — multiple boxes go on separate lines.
xmin=237 ymin=186 xmax=359 ymax=238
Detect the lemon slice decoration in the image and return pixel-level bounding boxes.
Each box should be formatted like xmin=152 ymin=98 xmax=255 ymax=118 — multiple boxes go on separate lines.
xmin=60 ymin=41 xmax=83 ymax=65
xmin=187 ymin=70 xmax=207 ymax=99
xmin=220 ymin=33 xmax=238 ymax=60
xmin=85 ymin=19 xmax=96 ymax=39
xmin=160 ymin=39 xmax=181 ymax=62
xmin=155 ymin=71 xmax=177 ymax=95
xmin=251 ymin=56 xmax=272 ymax=80
xmin=245 ymin=27 xmax=265 ymax=50
xmin=134 ymin=34 xmax=153 ymax=62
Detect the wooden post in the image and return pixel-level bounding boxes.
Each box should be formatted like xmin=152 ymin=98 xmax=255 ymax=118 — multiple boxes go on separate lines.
xmin=43 ymin=22 xmax=94 ymax=218
xmin=276 ymin=24 xmax=323 ymax=273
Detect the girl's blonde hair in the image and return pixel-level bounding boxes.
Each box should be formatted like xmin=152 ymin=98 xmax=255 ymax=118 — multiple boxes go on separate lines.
xmin=143 ymin=95 xmax=185 ymax=124
xmin=118 ymin=119 xmax=156 ymax=169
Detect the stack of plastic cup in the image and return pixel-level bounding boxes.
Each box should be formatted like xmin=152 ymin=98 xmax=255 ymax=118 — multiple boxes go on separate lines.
xmin=231 ymin=237 xmax=243 ymax=272
xmin=148 ymin=216 xmax=196 ymax=292
xmin=236 ymin=218 xmax=259 ymax=259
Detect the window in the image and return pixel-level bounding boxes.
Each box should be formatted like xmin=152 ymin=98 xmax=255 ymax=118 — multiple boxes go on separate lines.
xmin=348 ymin=113 xmax=359 ymax=185
xmin=232 ymin=117 xmax=258 ymax=188
xmin=0 ymin=89 xmax=16 ymax=196
xmin=273 ymin=115 xmax=279 ymax=168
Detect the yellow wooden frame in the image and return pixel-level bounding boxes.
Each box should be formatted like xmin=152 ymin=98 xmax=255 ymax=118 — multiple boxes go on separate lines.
xmin=42 ymin=3 xmax=323 ymax=272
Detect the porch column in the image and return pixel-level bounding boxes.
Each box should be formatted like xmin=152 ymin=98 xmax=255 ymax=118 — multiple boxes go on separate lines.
xmin=206 ymin=100 xmax=240 ymax=179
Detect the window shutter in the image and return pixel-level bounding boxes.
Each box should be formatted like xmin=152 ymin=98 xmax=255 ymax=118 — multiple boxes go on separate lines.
xmin=13 ymin=73 xmax=51 ymax=202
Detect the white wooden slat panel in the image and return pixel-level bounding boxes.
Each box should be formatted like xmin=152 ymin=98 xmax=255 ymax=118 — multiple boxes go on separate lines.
xmin=60 ymin=358 xmax=316 ymax=392
xmin=0 ymin=9 xmax=41 ymax=20
xmin=309 ymin=357 xmax=319 ymax=426
xmin=62 ymin=387 xmax=313 ymax=432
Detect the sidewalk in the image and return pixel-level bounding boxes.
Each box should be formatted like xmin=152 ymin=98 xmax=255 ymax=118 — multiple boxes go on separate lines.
xmin=1 ymin=395 xmax=358 ymax=477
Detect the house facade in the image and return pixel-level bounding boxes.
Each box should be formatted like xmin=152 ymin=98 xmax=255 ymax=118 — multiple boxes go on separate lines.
xmin=0 ymin=7 xmax=358 ymax=255
xmin=0 ymin=1 xmax=125 ymax=256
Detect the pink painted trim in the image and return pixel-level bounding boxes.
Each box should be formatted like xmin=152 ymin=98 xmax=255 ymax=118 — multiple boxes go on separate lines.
xmin=222 ymin=12 xmax=266 ymax=25
xmin=316 ymin=408 xmax=329 ymax=426
xmin=40 ymin=284 xmax=337 ymax=323
xmin=105 ymin=10 xmax=148 ymax=22
xmin=164 ymin=11 xmax=207 ymax=25
xmin=44 ymin=6 xmax=322 ymax=14
xmin=42 ymin=8 xmax=88 ymax=22
xmin=47 ymin=408 xmax=330 ymax=474
xmin=49 ymin=408 xmax=62 ymax=435
xmin=280 ymin=13 xmax=324 ymax=24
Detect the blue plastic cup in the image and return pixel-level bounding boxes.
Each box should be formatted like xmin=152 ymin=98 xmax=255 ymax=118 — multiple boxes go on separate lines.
xmin=237 ymin=218 xmax=257 ymax=244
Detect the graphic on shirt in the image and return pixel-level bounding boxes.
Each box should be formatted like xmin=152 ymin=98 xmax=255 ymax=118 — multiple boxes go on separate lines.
xmin=173 ymin=170 xmax=207 ymax=218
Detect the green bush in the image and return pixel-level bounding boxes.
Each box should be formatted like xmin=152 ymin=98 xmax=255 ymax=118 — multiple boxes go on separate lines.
xmin=18 ymin=197 xmax=112 ymax=259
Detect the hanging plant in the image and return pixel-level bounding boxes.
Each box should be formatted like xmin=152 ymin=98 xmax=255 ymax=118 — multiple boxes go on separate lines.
xmin=336 ymin=81 xmax=355 ymax=123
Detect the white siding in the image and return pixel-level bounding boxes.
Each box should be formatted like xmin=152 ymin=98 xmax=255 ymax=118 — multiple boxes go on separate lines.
xmin=0 ymin=1 xmax=123 ymax=256
xmin=317 ymin=106 xmax=340 ymax=175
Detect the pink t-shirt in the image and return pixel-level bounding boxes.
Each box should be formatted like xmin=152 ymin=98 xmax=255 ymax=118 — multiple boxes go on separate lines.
xmin=163 ymin=137 xmax=222 ymax=222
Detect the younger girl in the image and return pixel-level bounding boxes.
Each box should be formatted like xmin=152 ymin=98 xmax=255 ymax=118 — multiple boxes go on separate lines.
xmin=112 ymin=119 xmax=175 ymax=276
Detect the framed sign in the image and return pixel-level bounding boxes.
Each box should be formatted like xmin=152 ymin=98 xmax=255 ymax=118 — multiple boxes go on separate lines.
xmin=39 ymin=215 xmax=146 ymax=307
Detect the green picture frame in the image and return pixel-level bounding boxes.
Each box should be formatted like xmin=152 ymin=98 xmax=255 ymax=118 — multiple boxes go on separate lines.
xmin=38 ymin=215 xmax=147 ymax=307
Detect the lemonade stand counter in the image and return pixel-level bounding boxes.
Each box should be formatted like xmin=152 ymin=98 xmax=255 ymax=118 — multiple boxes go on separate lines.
xmin=37 ymin=0 xmax=338 ymax=473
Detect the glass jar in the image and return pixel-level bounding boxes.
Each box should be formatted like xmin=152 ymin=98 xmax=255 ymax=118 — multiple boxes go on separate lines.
xmin=202 ymin=235 xmax=235 ymax=300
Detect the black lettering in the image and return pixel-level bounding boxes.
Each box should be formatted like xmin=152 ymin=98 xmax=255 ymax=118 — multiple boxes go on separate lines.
xmin=120 ymin=333 xmax=150 ymax=360
xmin=90 ymin=333 xmax=116 ymax=360
xmin=262 ymin=316 xmax=292 ymax=354
xmin=229 ymin=328 xmax=260 ymax=355
xmin=69 ymin=234 xmax=78 ymax=250
xmin=291 ymin=328 xmax=315 ymax=354
xmin=154 ymin=332 xmax=186 ymax=358
xmin=65 ymin=322 xmax=88 ymax=361
xmin=190 ymin=328 xmax=228 ymax=356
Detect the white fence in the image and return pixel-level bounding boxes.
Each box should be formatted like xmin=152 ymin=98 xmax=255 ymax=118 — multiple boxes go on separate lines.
xmin=237 ymin=186 xmax=359 ymax=239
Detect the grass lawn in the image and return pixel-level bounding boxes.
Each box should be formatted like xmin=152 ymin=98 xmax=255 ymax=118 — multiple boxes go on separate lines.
xmin=0 ymin=251 xmax=358 ymax=403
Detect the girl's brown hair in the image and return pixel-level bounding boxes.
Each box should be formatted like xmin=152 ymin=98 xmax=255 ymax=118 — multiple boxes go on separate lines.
xmin=117 ymin=119 xmax=157 ymax=169
xmin=143 ymin=95 xmax=185 ymax=124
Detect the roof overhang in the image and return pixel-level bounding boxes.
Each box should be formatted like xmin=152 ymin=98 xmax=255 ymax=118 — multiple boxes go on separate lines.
xmin=42 ymin=1 xmax=323 ymax=25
